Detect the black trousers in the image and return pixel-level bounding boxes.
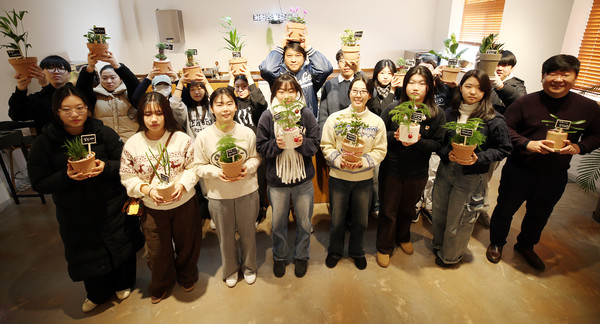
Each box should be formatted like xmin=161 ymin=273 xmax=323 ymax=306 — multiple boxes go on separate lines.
xmin=490 ymin=160 xmax=567 ymax=250
xmin=83 ymin=254 xmax=137 ymax=304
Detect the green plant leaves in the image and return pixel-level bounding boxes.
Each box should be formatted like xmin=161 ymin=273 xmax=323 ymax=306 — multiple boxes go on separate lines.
xmin=577 ymin=149 xmax=600 ymax=193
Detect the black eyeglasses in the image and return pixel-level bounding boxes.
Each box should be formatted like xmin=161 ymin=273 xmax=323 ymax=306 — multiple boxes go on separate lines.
xmin=45 ymin=67 xmax=68 ymax=74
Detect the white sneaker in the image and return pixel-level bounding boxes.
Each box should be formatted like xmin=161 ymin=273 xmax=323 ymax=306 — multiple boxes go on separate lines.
xmin=82 ymin=298 xmax=97 ymax=312
xmin=225 ymin=272 xmax=238 ymax=288
xmin=210 ymin=219 xmax=216 ymax=230
xmin=115 ymin=288 xmax=131 ymax=300
xmin=243 ymin=270 xmax=256 ymax=285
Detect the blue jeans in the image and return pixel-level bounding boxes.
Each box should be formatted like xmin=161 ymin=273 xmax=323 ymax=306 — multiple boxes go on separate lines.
xmin=432 ymin=162 xmax=485 ymax=264
xmin=268 ymin=180 xmax=314 ymax=261
xmin=328 ymin=176 xmax=373 ymax=259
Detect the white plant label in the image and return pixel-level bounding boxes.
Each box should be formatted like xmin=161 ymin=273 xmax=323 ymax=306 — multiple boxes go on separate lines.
xmin=354 ymin=31 xmax=363 ymax=39
xmin=159 ymin=173 xmax=170 ymax=183
xmin=273 ymin=112 xmax=283 ymax=122
xmin=232 ymin=51 xmax=242 ymax=58
xmin=486 ymin=50 xmax=498 ymax=54
xmin=406 ymin=59 xmax=416 ymax=67
xmin=81 ymin=134 xmax=97 ymax=145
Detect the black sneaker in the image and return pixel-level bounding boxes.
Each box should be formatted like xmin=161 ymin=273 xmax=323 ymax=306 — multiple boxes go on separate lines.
xmin=294 ymin=259 xmax=308 ymax=277
xmin=325 ymin=254 xmax=338 ymax=268
xmin=352 ymin=256 xmax=367 ymax=270
xmin=435 ymin=254 xmax=456 ymax=268
xmin=273 ymin=260 xmax=286 ymax=277
xmin=411 ymin=211 xmax=420 ymax=223
xmin=514 ymin=244 xmax=545 ymax=271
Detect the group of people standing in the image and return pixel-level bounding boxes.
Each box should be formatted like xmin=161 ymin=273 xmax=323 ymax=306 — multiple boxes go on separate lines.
xmin=8 ymin=27 xmax=600 ymax=313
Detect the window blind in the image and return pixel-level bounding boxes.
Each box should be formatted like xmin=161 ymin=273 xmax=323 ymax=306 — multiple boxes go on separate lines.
xmin=459 ymin=0 xmax=506 ymax=45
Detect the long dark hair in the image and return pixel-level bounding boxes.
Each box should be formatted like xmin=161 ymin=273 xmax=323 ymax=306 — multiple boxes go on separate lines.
xmin=399 ymin=65 xmax=438 ymax=119
xmin=136 ymin=92 xmax=182 ymax=133
xmin=450 ymin=69 xmax=495 ymax=122
xmin=372 ymin=59 xmax=397 ymax=88
xmin=269 ymin=74 xmax=304 ymax=103
xmin=181 ymin=81 xmax=211 ymax=123
xmin=51 ymin=83 xmax=89 ymax=127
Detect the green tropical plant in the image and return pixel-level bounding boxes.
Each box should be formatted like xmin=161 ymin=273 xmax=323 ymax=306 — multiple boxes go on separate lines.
xmin=216 ymin=134 xmax=243 ymax=163
xmin=397 ymin=57 xmax=407 ymax=73
xmin=339 ymin=28 xmax=358 ymax=46
xmin=83 ymin=25 xmax=110 ymax=44
xmin=63 ymin=137 xmax=89 ymax=161
xmin=429 ymin=33 xmax=468 ymax=67
xmin=389 ymin=96 xmax=431 ymax=127
xmin=577 ymin=149 xmax=600 ymax=193
xmin=155 ymin=43 xmax=168 ymax=61
xmin=184 ymin=49 xmax=198 ymax=67
xmin=542 ymin=114 xmax=585 ymax=133
xmin=443 ymin=118 xmax=486 ymax=147
xmin=220 ymin=16 xmax=245 ymax=52
xmin=0 ymin=9 xmax=31 ymax=58
xmin=334 ymin=110 xmax=368 ymax=142
xmin=288 ymin=7 xmax=307 ymax=24
xmin=272 ymin=97 xmax=303 ymax=130
xmin=145 ymin=143 xmax=171 ymax=184
xmin=479 ymin=33 xmax=504 ymax=54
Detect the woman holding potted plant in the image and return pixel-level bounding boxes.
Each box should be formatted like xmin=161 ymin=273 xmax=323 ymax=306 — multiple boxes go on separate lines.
xmin=256 ymin=74 xmax=320 ymax=278
xmin=76 ymin=51 xmax=140 ymax=141
xmin=376 ymin=66 xmax=445 ymax=267
xmin=194 ymin=87 xmax=260 ymax=288
xmin=120 ymin=92 xmax=202 ymax=304
xmin=27 ymin=84 xmax=143 ymax=313
xmin=321 ymin=75 xmax=387 ymax=270
xmin=432 ymin=69 xmax=512 ymax=268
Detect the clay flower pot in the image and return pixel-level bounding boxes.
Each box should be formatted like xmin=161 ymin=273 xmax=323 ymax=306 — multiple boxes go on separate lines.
xmin=341 ymin=139 xmax=365 ymax=163
xmin=441 ymin=66 xmax=462 ymax=83
xmin=221 ymin=158 xmax=244 ymax=179
xmin=68 ymin=152 xmax=96 ymax=174
xmin=228 ymin=57 xmax=247 ymax=76
xmin=394 ymin=72 xmax=406 ymax=86
xmin=475 ymin=53 xmax=502 ymax=76
xmin=8 ymin=57 xmax=38 ymax=78
xmin=286 ymin=22 xmax=307 ymax=42
xmin=86 ymin=43 xmax=109 ymax=58
xmin=341 ymin=45 xmax=360 ymax=64
xmin=546 ymin=129 xmax=568 ymax=151
xmin=182 ymin=65 xmax=202 ymax=82
xmin=156 ymin=181 xmax=176 ymax=201
xmin=398 ymin=124 xmax=420 ymax=143
xmin=451 ymin=142 xmax=476 ymax=162
xmin=153 ymin=59 xmax=171 ymax=74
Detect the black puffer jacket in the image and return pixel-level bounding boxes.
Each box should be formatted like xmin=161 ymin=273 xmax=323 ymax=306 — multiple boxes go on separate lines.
xmin=28 ymin=118 xmax=143 ymax=281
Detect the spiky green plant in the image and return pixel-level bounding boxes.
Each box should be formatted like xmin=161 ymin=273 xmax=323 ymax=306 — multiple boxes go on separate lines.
xmin=542 ymin=114 xmax=585 ymax=133
xmin=334 ymin=110 xmax=368 ymax=143
xmin=443 ymin=118 xmax=486 ymax=147
xmin=429 ymin=33 xmax=468 ymax=67
xmin=184 ymin=49 xmax=197 ymax=67
xmin=220 ymin=17 xmax=245 ymax=52
xmin=389 ymin=95 xmax=431 ymax=128
xmin=272 ymin=97 xmax=303 ymax=130
xmin=577 ymin=149 xmax=600 ymax=193
xmin=339 ymin=28 xmax=358 ymax=46
xmin=155 ymin=43 xmax=168 ymax=61
xmin=0 ymin=9 xmax=32 ymax=58
xmin=397 ymin=57 xmax=407 ymax=73
xmin=145 ymin=143 xmax=171 ymax=184
xmin=479 ymin=33 xmax=504 ymax=54
xmin=83 ymin=25 xmax=110 ymax=44
xmin=216 ymin=134 xmax=243 ymax=163
xmin=63 ymin=137 xmax=89 ymax=161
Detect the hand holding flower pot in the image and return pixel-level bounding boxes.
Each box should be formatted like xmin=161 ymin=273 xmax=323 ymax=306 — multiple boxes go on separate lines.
xmin=182 ymin=48 xmax=201 ymax=82
xmin=389 ymin=95 xmax=431 ymax=144
xmin=340 ymin=28 xmax=362 ymax=65
xmin=83 ymin=25 xmax=110 ymax=59
xmin=153 ymin=42 xmax=171 ymax=74
xmin=443 ymin=118 xmax=486 ymax=164
xmin=0 ymin=9 xmax=38 ymax=78
xmin=286 ymin=7 xmax=308 ymax=43
xmin=334 ymin=111 xmax=368 ymax=168
xmin=146 ymin=143 xmax=176 ymax=204
xmin=542 ymin=114 xmax=585 ymax=151
xmin=429 ymin=33 xmax=467 ymax=83
xmin=216 ymin=133 xmax=245 ymax=180
xmin=272 ymin=97 xmax=303 ymax=149
xmin=63 ymin=136 xmax=96 ymax=176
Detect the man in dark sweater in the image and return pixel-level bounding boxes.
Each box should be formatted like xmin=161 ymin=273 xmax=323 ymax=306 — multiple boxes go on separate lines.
xmin=486 ymin=54 xmax=600 ymax=271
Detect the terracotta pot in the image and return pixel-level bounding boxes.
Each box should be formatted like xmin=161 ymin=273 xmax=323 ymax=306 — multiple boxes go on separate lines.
xmin=451 ymin=142 xmax=476 ymax=162
xmin=228 ymin=57 xmax=247 ymax=76
xmin=68 ymin=152 xmax=96 ymax=174
xmin=341 ymin=45 xmax=361 ymax=64
xmin=86 ymin=43 xmax=109 ymax=58
xmin=182 ymin=65 xmax=201 ymax=82
xmin=475 ymin=53 xmax=502 ymax=76
xmin=153 ymin=59 xmax=171 ymax=74
xmin=221 ymin=158 xmax=244 ymax=179
xmin=282 ymin=127 xmax=301 ymax=148
xmin=546 ymin=129 xmax=568 ymax=151
xmin=441 ymin=66 xmax=462 ymax=83
xmin=398 ymin=124 xmax=420 ymax=143
xmin=156 ymin=181 xmax=176 ymax=201
xmin=341 ymin=139 xmax=365 ymax=163
xmin=8 ymin=57 xmax=38 ymax=78
xmin=394 ymin=72 xmax=406 ymax=86
xmin=286 ymin=23 xmax=307 ymax=42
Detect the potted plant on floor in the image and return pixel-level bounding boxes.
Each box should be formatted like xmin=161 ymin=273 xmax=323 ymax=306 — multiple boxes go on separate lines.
xmin=0 ymin=9 xmax=37 ymax=78
xmin=340 ymin=28 xmax=361 ymax=65
xmin=542 ymin=114 xmax=585 ymax=151
xmin=389 ymin=95 xmax=431 ymax=144
xmin=429 ymin=33 xmax=467 ymax=83
xmin=286 ymin=7 xmax=307 ymax=43
xmin=153 ymin=42 xmax=171 ymax=74
xmin=476 ymin=33 xmax=504 ymax=76
xmin=83 ymin=25 xmax=110 ymax=58
xmin=272 ymin=97 xmax=303 ymax=148
xmin=146 ymin=143 xmax=176 ymax=200
xmin=182 ymin=49 xmax=201 ymax=82
xmin=443 ymin=118 xmax=486 ymax=162
xmin=334 ymin=110 xmax=368 ymax=165
xmin=221 ymin=16 xmax=247 ymax=77
xmin=63 ymin=136 xmax=96 ymax=174
xmin=216 ymin=133 xmax=245 ymax=179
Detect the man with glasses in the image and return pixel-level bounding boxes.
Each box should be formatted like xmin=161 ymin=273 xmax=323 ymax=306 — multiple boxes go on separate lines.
xmin=9 ymin=55 xmax=72 ymax=134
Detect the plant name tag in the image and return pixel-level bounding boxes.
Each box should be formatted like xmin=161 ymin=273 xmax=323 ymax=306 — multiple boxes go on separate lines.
xmin=7 ymin=49 xmax=22 ymax=58
xmin=460 ymin=128 xmax=474 ymax=137
xmin=486 ymin=50 xmax=499 ymax=54
xmin=406 ymin=59 xmax=416 ymax=67
xmin=81 ymin=134 xmax=97 ymax=145
xmin=273 ymin=112 xmax=283 ymax=122
xmin=159 ymin=173 xmax=170 ymax=183
xmin=232 ymin=51 xmax=242 ymax=58
xmin=555 ymin=119 xmax=571 ymax=130
xmin=226 ymin=147 xmax=239 ymax=158
xmin=448 ymin=58 xmax=458 ymax=66
xmin=165 ymin=43 xmax=174 ymax=50
xmin=346 ymin=133 xmax=358 ymax=143
xmin=354 ymin=31 xmax=363 ymax=39
xmin=93 ymin=27 xmax=106 ymax=35
xmin=411 ymin=112 xmax=424 ymax=123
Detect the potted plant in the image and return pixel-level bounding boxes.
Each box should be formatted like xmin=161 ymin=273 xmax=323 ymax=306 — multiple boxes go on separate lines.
xmin=394 ymin=57 xmax=408 ymax=85
xmin=334 ymin=111 xmax=369 ymax=165
xmin=146 ymin=143 xmax=176 ymax=200
xmin=443 ymin=118 xmax=486 ymax=162
xmin=429 ymin=33 xmax=468 ymax=83
xmin=272 ymin=97 xmax=303 ymax=148
xmin=476 ymin=33 xmax=504 ymax=76
xmin=286 ymin=7 xmax=307 ymax=43
xmin=389 ymin=95 xmax=431 ymax=144
xmin=153 ymin=42 xmax=170 ymax=73
xmin=0 ymin=9 xmax=37 ymax=78
xmin=221 ymin=16 xmax=247 ymax=77
xmin=216 ymin=133 xmax=245 ymax=179
xmin=542 ymin=114 xmax=585 ymax=151
xmin=63 ymin=136 xmax=96 ymax=174
xmin=83 ymin=25 xmax=110 ymax=58
xmin=340 ymin=28 xmax=361 ymax=65
xmin=182 ymin=48 xmax=201 ymax=82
